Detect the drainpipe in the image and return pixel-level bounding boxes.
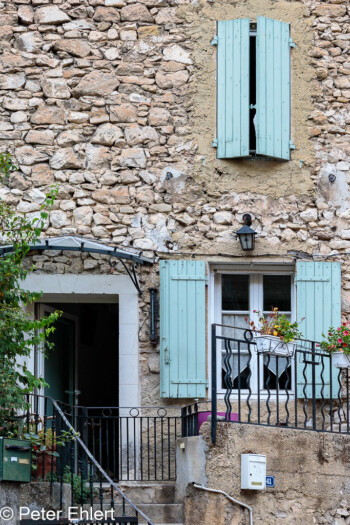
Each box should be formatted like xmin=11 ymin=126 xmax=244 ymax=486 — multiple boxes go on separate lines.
xmin=192 ymin=483 xmax=253 ymax=525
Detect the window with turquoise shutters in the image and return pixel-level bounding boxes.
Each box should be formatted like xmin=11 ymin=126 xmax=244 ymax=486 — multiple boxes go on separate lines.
xmin=296 ymin=261 xmax=341 ymax=399
xmin=159 ymin=260 xmax=207 ymax=399
xmin=213 ymin=17 xmax=295 ymax=160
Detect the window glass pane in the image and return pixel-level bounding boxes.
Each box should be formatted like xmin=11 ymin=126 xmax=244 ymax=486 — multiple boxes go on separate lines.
xmin=221 ymin=314 xmax=250 ymax=347
xmin=263 ymin=355 xmax=292 ymax=391
xmin=222 ymin=275 xmax=249 ymax=311
xmin=221 ymin=353 xmax=250 ymax=390
xmin=263 ymin=275 xmax=291 ymax=312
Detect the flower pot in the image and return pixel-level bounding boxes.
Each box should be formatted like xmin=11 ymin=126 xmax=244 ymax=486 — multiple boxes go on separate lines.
xmin=332 ymin=351 xmax=350 ymax=369
xmin=253 ymin=335 xmax=296 ymax=357
xmin=35 ymin=448 xmax=57 ymax=479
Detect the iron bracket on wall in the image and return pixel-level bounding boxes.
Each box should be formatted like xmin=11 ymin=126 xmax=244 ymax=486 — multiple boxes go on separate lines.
xmin=149 ymin=287 xmax=159 ymax=344
xmin=109 ymin=256 xmax=143 ymax=296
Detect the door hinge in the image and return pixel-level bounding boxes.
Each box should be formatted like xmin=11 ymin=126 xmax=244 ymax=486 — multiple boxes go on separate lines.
xmin=212 ymin=138 xmax=218 ymax=148
xmin=289 ymin=140 xmax=296 ymax=150
xmin=289 ymin=37 xmax=296 ymax=48
xmin=211 ymin=35 xmax=218 ymax=46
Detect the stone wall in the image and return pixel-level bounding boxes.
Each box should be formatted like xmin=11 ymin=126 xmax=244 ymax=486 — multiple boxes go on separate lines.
xmin=0 ymin=0 xmax=349 ymax=405
xmin=180 ymin=423 xmax=350 ymax=525
xmin=0 ymin=482 xmax=70 ymax=525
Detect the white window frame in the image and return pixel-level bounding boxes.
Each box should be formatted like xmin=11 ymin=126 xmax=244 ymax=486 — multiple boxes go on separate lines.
xmin=209 ymin=264 xmax=296 ymax=399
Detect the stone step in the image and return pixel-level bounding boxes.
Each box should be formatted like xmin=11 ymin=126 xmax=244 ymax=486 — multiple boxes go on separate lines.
xmin=136 ymin=505 xmax=183 ymax=525
xmin=117 ymin=483 xmax=177 ymax=504
xmin=87 ymin=503 xmax=183 ymax=524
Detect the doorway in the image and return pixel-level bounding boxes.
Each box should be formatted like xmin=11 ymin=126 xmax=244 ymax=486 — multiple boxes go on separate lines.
xmin=40 ymin=302 xmax=119 ymax=409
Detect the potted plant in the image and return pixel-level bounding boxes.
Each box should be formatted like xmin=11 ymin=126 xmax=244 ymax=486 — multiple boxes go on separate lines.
xmin=24 ymin=427 xmax=77 ymax=479
xmin=319 ymin=323 xmax=350 ymax=369
xmin=249 ymin=308 xmax=303 ymax=358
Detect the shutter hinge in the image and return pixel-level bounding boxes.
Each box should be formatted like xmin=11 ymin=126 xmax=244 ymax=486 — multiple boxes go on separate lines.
xmin=295 ymin=278 xmax=329 ymax=283
xmin=289 ymin=140 xmax=296 ymax=150
xmin=164 ymin=346 xmax=170 ymax=365
xmin=289 ymin=37 xmax=296 ymax=48
xmin=212 ymin=138 xmax=218 ymax=148
xmin=211 ymin=35 xmax=218 ymax=46
xmin=171 ymin=380 xmax=208 ymax=385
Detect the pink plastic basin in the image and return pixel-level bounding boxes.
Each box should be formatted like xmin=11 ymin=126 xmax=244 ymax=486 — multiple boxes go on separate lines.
xmin=198 ymin=411 xmax=239 ymax=430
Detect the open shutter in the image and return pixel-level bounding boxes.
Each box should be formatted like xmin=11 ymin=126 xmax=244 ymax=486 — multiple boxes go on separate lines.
xmin=256 ymin=16 xmax=293 ymax=160
xmin=160 ymin=260 xmax=207 ymax=398
xmin=216 ymin=19 xmax=250 ymax=158
xmin=296 ymin=262 xmax=341 ymax=398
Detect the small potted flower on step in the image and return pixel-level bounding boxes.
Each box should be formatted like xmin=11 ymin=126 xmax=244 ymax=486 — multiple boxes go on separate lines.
xmin=319 ymin=323 xmax=350 ymax=369
xmin=250 ymin=308 xmax=303 ymax=358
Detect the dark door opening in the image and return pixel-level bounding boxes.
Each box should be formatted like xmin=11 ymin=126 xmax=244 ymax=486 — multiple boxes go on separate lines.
xmin=42 ymin=302 xmax=119 ymax=408
xmin=40 ymin=301 xmax=120 ymax=479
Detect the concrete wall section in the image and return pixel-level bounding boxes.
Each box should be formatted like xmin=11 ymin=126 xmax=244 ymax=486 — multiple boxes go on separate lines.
xmin=179 ymin=423 xmax=350 ymax=525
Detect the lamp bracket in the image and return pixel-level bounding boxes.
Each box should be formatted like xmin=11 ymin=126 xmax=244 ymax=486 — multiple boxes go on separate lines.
xmin=242 ymin=214 xmax=252 ymax=226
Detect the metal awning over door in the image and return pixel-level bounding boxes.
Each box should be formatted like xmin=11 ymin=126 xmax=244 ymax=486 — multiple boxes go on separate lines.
xmin=0 ymin=235 xmax=154 ymax=295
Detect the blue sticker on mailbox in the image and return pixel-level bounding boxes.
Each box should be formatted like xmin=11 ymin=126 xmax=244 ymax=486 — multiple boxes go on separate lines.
xmin=266 ymin=476 xmax=275 ymax=487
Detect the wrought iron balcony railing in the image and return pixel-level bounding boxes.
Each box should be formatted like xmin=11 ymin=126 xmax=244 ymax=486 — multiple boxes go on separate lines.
xmin=208 ymin=323 xmax=350 ymax=442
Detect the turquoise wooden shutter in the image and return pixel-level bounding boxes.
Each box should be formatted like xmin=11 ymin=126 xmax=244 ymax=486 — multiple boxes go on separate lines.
xmin=216 ymin=19 xmax=250 ymax=158
xmin=296 ymin=262 xmax=341 ymax=398
xmin=160 ymin=260 xmax=207 ymax=398
xmin=256 ymin=16 xmax=293 ymax=160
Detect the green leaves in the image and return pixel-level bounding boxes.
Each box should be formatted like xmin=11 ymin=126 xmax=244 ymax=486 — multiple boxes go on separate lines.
xmin=0 ymin=153 xmax=17 ymax=184
xmin=0 ymin=154 xmax=61 ymax=434
xmin=320 ymin=322 xmax=350 ymax=355
xmin=251 ymin=307 xmax=303 ymax=343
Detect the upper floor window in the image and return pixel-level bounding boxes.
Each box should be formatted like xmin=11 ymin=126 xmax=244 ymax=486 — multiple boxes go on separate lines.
xmin=212 ymin=17 xmax=295 ymax=160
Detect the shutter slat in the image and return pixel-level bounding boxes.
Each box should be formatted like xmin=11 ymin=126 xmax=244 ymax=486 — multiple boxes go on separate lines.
xmin=296 ymin=262 xmax=341 ymax=399
xmin=217 ymin=19 xmax=250 ymax=158
xmin=256 ymin=16 xmax=291 ymax=160
xmin=160 ymin=260 xmax=207 ymax=398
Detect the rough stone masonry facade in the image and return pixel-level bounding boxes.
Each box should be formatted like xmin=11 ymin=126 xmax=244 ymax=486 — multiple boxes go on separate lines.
xmin=0 ymin=0 xmax=349 ymax=405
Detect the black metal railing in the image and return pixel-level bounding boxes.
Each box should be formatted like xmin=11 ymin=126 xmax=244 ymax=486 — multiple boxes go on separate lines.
xmin=20 ymin=395 xmax=155 ymax=525
xmin=181 ymin=403 xmax=199 ymax=437
xmin=211 ymin=323 xmax=350 ymax=443
xmin=52 ymin=404 xmax=182 ymax=482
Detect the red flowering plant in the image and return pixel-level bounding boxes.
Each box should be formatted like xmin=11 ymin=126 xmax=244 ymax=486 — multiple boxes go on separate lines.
xmin=319 ymin=322 xmax=350 ymax=355
xmin=248 ymin=307 xmax=303 ymax=344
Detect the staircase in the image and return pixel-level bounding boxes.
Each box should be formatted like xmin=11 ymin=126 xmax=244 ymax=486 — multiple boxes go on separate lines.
xmin=117 ymin=483 xmax=184 ymax=525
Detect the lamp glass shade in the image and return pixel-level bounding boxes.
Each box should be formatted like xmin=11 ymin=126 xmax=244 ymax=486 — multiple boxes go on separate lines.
xmin=236 ymin=225 xmax=256 ymax=251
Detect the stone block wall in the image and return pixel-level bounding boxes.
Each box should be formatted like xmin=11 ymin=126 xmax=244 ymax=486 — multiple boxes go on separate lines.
xmin=181 ymin=423 xmax=350 ymax=525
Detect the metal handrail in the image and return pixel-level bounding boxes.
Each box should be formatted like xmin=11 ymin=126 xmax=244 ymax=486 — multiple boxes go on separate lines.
xmin=33 ymin=395 xmax=155 ymax=525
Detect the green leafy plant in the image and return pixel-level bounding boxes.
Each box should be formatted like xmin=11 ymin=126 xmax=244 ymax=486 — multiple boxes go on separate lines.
xmin=50 ymin=466 xmax=95 ymax=503
xmin=319 ymin=323 xmax=350 ymax=355
xmin=24 ymin=428 xmax=78 ymax=457
xmin=249 ymin=307 xmax=303 ymax=344
xmin=0 ymin=153 xmax=61 ymax=435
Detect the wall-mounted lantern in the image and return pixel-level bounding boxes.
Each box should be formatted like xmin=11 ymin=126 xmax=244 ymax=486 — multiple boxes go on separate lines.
xmin=236 ymin=214 xmax=256 ymax=251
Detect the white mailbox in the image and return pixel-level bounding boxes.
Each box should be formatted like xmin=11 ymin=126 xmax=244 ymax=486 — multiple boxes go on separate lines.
xmin=241 ymin=454 xmax=266 ymax=490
